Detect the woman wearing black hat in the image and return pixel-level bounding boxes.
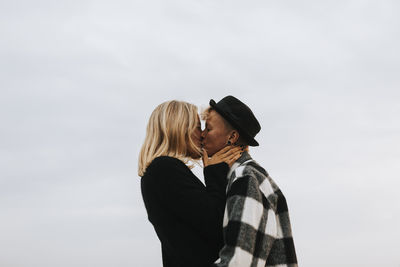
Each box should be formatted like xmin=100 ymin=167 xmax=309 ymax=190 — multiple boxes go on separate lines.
xmin=201 ymin=96 xmax=297 ymax=267
xmin=138 ymin=100 xmax=242 ymax=267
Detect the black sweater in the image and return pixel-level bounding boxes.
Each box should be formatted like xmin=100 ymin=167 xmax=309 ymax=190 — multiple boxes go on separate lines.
xmin=141 ymin=156 xmax=229 ymax=267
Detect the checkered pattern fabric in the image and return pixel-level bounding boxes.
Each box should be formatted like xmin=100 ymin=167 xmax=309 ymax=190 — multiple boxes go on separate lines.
xmin=213 ymin=152 xmax=298 ymax=267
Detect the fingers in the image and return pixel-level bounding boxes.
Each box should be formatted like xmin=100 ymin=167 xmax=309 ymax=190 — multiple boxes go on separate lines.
xmin=212 ymin=146 xmax=231 ymax=157
xmin=205 ymin=145 xmax=244 ymax=167
xmin=202 ymin=149 xmax=209 ymax=167
xmin=228 ymin=150 xmax=242 ymax=161
xmin=218 ymin=146 xmax=242 ymax=160
xmin=227 ymin=153 xmax=242 ymax=167
xmin=219 ymin=150 xmax=242 ymax=166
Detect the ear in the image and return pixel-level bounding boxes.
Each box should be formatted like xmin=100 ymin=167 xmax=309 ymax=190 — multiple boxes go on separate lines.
xmin=228 ymin=130 xmax=240 ymax=144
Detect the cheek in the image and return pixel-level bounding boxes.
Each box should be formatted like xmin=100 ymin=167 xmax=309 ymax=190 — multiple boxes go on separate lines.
xmin=208 ymin=131 xmax=223 ymax=144
xmin=206 ymin=132 xmax=215 ymax=142
xmin=193 ymin=130 xmax=201 ymax=140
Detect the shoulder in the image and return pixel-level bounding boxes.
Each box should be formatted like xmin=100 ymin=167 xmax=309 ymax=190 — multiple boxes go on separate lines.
xmin=229 ymin=162 xmax=278 ymax=203
xmin=228 ymin=163 xmax=261 ymax=198
xmin=242 ymin=161 xmax=268 ymax=179
xmin=146 ymin=156 xmax=189 ymax=173
xmin=231 ymin=161 xmax=266 ymax=187
xmin=142 ymin=156 xmax=194 ymax=183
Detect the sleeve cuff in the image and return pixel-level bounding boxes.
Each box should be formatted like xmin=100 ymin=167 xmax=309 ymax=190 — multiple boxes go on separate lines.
xmin=204 ymin=162 xmax=229 ymax=187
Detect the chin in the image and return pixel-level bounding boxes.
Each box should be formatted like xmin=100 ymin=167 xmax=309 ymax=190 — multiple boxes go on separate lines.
xmin=191 ymin=153 xmax=201 ymax=160
xmin=206 ymin=149 xmax=217 ymax=157
xmin=206 ymin=144 xmax=226 ymax=157
xmin=188 ymin=149 xmax=202 ymax=159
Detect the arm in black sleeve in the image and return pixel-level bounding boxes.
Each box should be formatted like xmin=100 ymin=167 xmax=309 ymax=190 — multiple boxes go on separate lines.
xmin=150 ymin=157 xmax=228 ymax=241
xmin=203 ymin=161 xmax=229 ymax=222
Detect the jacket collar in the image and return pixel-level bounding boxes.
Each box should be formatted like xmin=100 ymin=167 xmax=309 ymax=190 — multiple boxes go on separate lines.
xmin=227 ymin=151 xmax=252 ymax=178
xmin=236 ymin=150 xmax=252 ymax=164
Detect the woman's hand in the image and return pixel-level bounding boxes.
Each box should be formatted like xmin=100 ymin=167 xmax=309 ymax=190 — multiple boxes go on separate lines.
xmin=202 ymin=146 xmax=243 ymax=168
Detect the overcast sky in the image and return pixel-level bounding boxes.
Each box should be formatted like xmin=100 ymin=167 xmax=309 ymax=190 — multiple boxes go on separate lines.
xmin=1 ymin=0 xmax=399 ymax=266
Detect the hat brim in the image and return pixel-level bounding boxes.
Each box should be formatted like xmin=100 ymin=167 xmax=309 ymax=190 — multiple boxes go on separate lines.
xmin=209 ymin=99 xmax=259 ymax=146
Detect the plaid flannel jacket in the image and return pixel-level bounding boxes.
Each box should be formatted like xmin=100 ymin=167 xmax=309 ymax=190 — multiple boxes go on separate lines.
xmin=213 ymin=152 xmax=298 ymax=267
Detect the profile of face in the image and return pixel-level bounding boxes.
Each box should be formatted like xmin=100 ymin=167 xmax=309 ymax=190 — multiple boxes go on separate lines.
xmin=188 ymin=115 xmax=202 ymax=159
xmin=201 ymin=110 xmax=232 ymax=156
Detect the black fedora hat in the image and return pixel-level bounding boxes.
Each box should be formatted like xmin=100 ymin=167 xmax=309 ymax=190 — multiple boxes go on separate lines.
xmin=209 ymin=95 xmax=261 ymax=146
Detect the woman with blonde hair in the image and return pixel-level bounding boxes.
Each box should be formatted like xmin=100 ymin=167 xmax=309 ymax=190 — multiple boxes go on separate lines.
xmin=139 ymin=100 xmax=242 ymax=267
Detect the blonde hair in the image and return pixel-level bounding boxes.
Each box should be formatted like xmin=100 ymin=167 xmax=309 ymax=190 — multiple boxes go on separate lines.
xmin=138 ymin=100 xmax=201 ymax=176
